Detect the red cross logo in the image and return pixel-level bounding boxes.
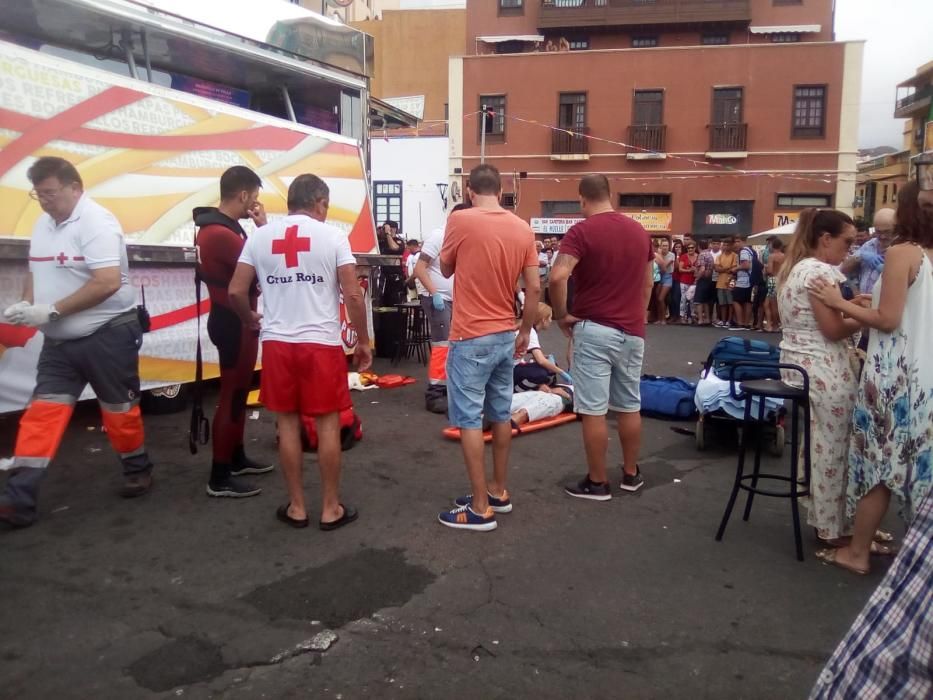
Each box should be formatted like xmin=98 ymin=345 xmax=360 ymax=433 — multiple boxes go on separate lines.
xmin=271 ymin=225 xmax=310 ymax=269
xmin=56 ymin=252 xmax=69 ymax=265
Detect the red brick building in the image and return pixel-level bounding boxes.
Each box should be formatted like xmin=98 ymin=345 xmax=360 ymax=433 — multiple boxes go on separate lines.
xmin=448 ymin=0 xmax=863 ymax=238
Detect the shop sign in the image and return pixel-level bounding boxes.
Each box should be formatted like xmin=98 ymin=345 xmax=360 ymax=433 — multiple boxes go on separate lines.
xmin=620 ymin=211 xmax=672 ymax=231
xmin=773 ymin=212 xmax=800 ymax=227
xmin=705 ymin=213 xmax=738 ymax=225
xmin=530 ymin=217 xmax=583 ymax=235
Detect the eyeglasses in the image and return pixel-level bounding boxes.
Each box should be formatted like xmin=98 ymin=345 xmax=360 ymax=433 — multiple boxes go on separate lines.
xmin=28 ymin=187 xmax=66 ymax=200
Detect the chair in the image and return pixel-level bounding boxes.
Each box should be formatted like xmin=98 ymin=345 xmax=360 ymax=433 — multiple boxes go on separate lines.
xmin=715 ymin=362 xmax=811 ymax=561
xmin=392 ymin=303 xmax=431 ymax=366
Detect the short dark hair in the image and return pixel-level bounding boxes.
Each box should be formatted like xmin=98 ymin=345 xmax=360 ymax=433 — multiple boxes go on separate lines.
xmin=287 ymin=174 xmax=329 ymax=211
xmin=770 ymin=238 xmax=785 ymax=251
xmin=697 ymin=239 xmax=710 ymax=250
xmin=220 ymin=166 xmax=262 ymax=200
xmin=579 ymin=174 xmax=610 ymax=202
xmin=27 ymin=157 xmax=83 ymax=189
xmin=383 ymin=220 xmax=399 ymax=230
xmin=407 ymin=239 xmax=419 ymax=246
xmin=468 ymin=164 xmax=501 ymax=196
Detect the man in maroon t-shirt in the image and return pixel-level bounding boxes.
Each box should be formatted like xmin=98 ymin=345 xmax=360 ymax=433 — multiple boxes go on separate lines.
xmin=549 ymin=174 xmax=654 ymax=501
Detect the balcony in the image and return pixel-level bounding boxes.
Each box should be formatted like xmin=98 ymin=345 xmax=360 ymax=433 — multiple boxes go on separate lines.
xmin=707 ymin=123 xmax=747 ymax=157
xmin=627 ymin=124 xmax=666 ymax=158
xmin=551 ymin=127 xmax=590 ymax=160
xmin=538 ymin=0 xmax=751 ymax=31
xmin=894 ymin=84 xmax=933 ymax=119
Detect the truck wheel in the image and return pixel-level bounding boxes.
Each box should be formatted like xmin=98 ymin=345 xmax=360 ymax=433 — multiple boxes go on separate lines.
xmin=141 ymin=384 xmax=189 ymax=415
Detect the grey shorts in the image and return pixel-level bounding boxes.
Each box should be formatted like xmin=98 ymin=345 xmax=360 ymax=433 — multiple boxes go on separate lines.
xmin=717 ymin=288 xmax=734 ymax=306
xmin=571 ymin=321 xmax=644 ymax=415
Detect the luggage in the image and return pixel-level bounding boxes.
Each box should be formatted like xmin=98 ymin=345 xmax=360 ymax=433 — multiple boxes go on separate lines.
xmin=639 ymin=375 xmax=697 ymax=420
xmin=706 ymin=336 xmax=781 ymax=381
xmin=301 ymin=408 xmax=362 ymax=452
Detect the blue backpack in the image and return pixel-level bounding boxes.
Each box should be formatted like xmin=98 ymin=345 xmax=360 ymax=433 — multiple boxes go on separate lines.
xmin=706 ymin=336 xmax=781 ymax=381
xmin=640 ymin=376 xmax=697 ymax=420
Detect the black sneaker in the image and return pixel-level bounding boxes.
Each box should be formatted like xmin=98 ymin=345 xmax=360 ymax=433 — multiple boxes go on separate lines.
xmin=620 ymin=467 xmax=644 ymax=493
xmin=230 ymin=447 xmax=274 ymax=476
xmin=564 ymin=476 xmax=612 ymax=501
xmin=206 ymin=477 xmax=262 ymax=498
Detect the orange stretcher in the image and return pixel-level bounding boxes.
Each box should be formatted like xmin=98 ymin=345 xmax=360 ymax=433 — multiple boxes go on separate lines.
xmin=442 ymin=413 xmax=579 ymax=442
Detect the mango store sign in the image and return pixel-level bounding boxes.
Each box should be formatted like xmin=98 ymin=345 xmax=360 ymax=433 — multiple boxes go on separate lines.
xmin=705 ymin=213 xmax=738 ymax=225
xmin=773 ymin=212 xmax=800 ymax=227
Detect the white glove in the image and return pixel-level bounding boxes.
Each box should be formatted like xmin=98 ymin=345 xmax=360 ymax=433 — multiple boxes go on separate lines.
xmin=3 ymin=301 xmax=30 ymax=324
xmin=6 ymin=303 xmax=52 ymax=327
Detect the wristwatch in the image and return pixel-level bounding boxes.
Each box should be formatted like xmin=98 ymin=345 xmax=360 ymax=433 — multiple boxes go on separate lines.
xmin=48 ymin=304 xmax=61 ymax=322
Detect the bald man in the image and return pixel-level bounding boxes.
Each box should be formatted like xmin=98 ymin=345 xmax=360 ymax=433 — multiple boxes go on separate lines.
xmin=841 ymin=208 xmax=895 ymax=295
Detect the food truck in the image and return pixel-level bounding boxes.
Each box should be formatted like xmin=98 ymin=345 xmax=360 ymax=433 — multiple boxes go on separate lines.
xmin=0 ymin=0 xmax=417 ymax=413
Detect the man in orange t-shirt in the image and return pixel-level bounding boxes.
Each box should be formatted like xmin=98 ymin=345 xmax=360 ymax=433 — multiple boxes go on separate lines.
xmin=438 ymin=164 xmax=540 ymax=532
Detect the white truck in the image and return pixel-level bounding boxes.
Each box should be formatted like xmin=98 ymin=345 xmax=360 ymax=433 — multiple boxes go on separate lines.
xmin=0 ymin=1 xmax=413 ymax=413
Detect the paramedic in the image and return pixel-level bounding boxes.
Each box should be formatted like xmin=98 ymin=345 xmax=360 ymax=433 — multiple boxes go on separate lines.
xmin=1 ymin=157 xmax=153 ymax=527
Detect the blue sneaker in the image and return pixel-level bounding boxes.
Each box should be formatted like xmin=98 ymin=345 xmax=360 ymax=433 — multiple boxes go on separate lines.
xmin=453 ymin=489 xmax=512 ymax=513
xmin=438 ymin=505 xmax=497 ymax=531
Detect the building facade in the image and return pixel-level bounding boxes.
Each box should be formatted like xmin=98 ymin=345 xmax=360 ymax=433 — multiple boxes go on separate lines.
xmin=896 ymin=61 xmax=933 ymax=158
xmin=449 ymin=0 xmax=863 ymax=237
xmin=854 ymin=150 xmax=910 ymax=224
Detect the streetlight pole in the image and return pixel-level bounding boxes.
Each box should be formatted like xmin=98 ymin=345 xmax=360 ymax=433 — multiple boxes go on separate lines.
xmin=480 ymin=102 xmax=487 ymax=165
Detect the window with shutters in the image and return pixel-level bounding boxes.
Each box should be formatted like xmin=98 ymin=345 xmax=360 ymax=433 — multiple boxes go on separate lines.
xmin=792 ymin=85 xmax=826 ymax=138
xmin=478 ymin=94 xmax=506 ymax=143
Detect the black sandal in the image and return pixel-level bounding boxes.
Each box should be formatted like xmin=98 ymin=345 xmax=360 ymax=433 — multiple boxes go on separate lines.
xmin=319 ymin=504 xmax=359 ymax=531
xmin=276 ymin=503 xmax=309 ymax=528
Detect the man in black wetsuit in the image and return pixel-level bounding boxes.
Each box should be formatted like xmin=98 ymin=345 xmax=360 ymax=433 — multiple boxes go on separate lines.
xmin=194 ymin=166 xmax=273 ymax=498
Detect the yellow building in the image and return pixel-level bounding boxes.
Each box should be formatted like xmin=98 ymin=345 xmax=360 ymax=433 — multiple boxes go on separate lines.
xmin=854 ymin=150 xmax=910 ymax=223
xmin=895 ymin=61 xmax=933 ymax=156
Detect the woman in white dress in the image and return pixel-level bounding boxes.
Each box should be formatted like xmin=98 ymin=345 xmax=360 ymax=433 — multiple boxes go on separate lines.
xmin=776 ymin=209 xmax=861 ymax=544
xmin=809 ymin=180 xmax=933 ymax=574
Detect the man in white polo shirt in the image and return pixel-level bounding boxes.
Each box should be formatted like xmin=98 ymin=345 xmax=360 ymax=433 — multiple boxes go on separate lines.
xmin=1 ymin=157 xmax=153 ymax=528
xmin=229 ymin=173 xmax=371 ymax=531
xmin=413 ymin=203 xmax=464 ymax=414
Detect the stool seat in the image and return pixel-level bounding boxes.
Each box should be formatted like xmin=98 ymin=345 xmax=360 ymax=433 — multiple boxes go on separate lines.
xmin=739 ymin=379 xmax=807 ymax=400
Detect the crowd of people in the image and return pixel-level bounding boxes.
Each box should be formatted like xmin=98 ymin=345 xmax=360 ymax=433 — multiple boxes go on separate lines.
xmin=2 ymin=155 xmax=932 ymax=695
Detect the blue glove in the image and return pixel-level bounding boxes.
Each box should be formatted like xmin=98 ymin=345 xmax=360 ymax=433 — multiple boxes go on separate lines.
xmin=431 ymin=291 xmax=445 ymax=311
xmin=558 ymin=371 xmax=573 ymax=385
xmin=859 ymin=251 xmax=884 ymax=271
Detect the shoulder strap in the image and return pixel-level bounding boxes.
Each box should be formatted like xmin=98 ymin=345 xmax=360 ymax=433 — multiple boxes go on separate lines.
xmin=189 ymin=230 xmax=210 ymax=454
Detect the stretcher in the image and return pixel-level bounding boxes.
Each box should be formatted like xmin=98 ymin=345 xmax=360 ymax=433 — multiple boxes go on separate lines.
xmin=442 ymin=413 xmax=579 ymax=442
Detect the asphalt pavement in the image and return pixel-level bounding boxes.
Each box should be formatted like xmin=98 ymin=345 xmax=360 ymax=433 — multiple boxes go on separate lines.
xmin=0 ymin=323 xmax=894 ymax=699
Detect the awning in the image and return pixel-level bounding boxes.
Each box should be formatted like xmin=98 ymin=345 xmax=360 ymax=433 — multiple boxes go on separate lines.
xmin=476 ymin=35 xmax=545 ymax=43
xmin=749 ymin=25 xmax=821 ymax=34
xmin=370 ymin=96 xmax=420 ymax=130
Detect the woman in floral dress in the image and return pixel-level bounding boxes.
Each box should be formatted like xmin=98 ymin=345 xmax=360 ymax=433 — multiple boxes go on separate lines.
xmin=809 ymin=180 xmax=933 ymax=575
xmin=777 ymin=209 xmax=862 ymax=544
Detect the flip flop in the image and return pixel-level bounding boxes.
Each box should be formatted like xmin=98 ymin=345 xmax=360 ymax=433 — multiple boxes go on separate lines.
xmin=276 ymin=504 xmax=309 ymax=529
xmin=873 ymin=529 xmax=894 ymax=543
xmin=870 ymin=541 xmax=898 ymax=556
xmin=815 ymin=548 xmax=868 ymax=576
xmin=320 ymin=504 xmax=359 ymax=531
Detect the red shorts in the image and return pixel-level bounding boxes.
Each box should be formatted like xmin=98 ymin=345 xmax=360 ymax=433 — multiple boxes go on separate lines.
xmin=260 ymin=341 xmax=352 ymax=416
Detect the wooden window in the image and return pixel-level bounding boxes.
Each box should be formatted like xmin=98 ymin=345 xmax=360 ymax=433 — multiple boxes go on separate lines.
xmin=792 ymin=85 xmax=826 ymax=138
xmin=558 ymin=92 xmax=587 ymax=131
xmin=568 ymin=36 xmax=589 ymax=50
xmin=478 ymin=94 xmax=506 ymax=143
xmin=633 ymin=90 xmax=663 ymax=125
xmin=702 ymin=33 xmax=730 ymax=45
xmin=499 ymin=0 xmax=524 ymax=15
xmin=619 ymin=193 xmax=671 ymax=209
xmin=632 ymin=36 xmax=658 ymax=48
xmin=712 ymin=87 xmax=743 ymax=124
xmin=541 ymin=200 xmax=581 ymax=217
xmin=770 ymin=32 xmax=801 ymax=43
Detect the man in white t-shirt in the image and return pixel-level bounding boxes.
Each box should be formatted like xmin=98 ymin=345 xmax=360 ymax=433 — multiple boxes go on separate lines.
xmin=2 ymin=157 xmax=152 ymax=527
xmin=413 ymin=209 xmax=459 ymax=413
xmin=229 ymin=174 xmax=371 ymax=531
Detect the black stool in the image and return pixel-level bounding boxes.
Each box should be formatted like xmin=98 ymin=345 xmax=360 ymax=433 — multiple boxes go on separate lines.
xmin=715 ymin=362 xmax=812 ymax=561
xmin=392 ymin=302 xmax=431 ymax=366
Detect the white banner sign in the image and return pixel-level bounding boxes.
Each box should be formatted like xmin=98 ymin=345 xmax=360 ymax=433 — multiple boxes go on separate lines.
xmin=530 ymin=217 xmax=583 ymax=235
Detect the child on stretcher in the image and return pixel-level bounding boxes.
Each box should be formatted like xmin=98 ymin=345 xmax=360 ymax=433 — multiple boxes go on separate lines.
xmin=513 ymin=303 xmax=573 ymax=391
xmin=509 ymin=384 xmax=574 ymax=427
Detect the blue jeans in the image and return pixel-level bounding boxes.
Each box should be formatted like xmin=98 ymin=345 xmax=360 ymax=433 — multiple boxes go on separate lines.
xmin=446 ymin=331 xmax=515 ymax=429
xmin=571 ymin=321 xmax=644 ymax=415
